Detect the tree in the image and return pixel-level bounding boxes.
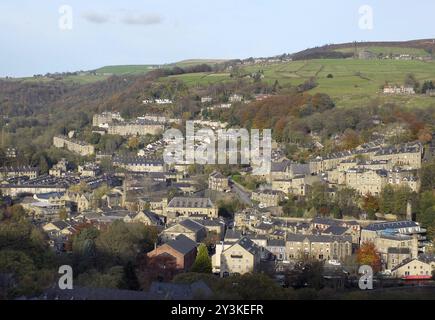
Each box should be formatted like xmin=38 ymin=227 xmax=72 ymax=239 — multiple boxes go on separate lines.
xmin=418 ymin=127 xmax=433 ymax=144
xmin=421 ymin=80 xmax=434 ymax=94
xmin=404 ymin=73 xmax=420 ymax=92
xmin=191 ymin=244 xmax=212 ymax=274
xmin=58 ymin=208 xmax=68 ymax=221
xmin=421 ymin=159 xmax=435 ymax=192
xmin=285 ymin=259 xmax=325 ymax=290
xmin=416 ymin=191 xmax=435 ymax=240
xmin=379 ymin=185 xmax=414 ymax=219
xmin=76 ymin=266 xmax=126 ymax=289
xmin=340 ymin=129 xmax=361 ymax=150
xmin=127 ymin=136 xmax=140 ymax=150
xmin=357 ymin=242 xmax=382 ymax=272
xmin=362 ymin=194 xmax=380 ymax=220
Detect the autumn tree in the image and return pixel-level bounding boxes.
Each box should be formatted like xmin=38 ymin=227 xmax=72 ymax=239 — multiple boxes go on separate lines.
xmin=357 ymin=242 xmax=382 ymax=272
xmin=127 ymin=136 xmax=140 ymax=150
xmin=362 ymin=193 xmax=380 ymax=220
xmin=418 ymin=127 xmax=433 ymax=144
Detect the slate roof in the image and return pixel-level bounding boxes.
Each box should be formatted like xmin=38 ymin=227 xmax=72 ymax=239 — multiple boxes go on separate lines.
xmin=365 ymin=221 xmax=419 ymax=231
xmin=168 ymin=197 xmax=214 ymax=208
xmin=166 ymin=235 xmax=197 ymax=255
xmin=237 ymin=237 xmax=261 ymax=256
xmin=323 ymin=226 xmax=349 ymax=236
xmin=225 ymin=229 xmax=242 ymax=240
xmin=311 ymin=217 xmax=340 ymax=226
xmin=179 ymin=219 xmax=206 ymax=232
xmin=50 ymin=220 xmax=70 ymax=230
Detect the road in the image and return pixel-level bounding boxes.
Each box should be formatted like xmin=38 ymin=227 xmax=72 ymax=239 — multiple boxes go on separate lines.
xmin=229 ymin=179 xmax=253 ymax=207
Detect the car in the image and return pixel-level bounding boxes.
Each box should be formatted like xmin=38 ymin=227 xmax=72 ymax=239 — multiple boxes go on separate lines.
xmin=327 ymin=260 xmax=341 ymax=266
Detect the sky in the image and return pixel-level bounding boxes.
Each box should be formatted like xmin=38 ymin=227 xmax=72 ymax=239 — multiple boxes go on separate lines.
xmin=1 ymin=0 xmax=435 ymax=77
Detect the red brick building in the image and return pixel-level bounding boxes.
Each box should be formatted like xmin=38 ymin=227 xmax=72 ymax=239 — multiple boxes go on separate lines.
xmin=147 ymin=235 xmax=198 ymax=271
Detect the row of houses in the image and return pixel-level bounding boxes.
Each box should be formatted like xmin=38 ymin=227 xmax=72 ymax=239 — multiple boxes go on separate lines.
xmin=53 ymin=136 xmax=95 ymax=156
xmin=309 ymin=142 xmax=423 ymax=174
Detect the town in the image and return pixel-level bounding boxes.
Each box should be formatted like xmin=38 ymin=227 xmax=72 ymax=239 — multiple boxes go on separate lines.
xmin=1 ymin=96 xmax=435 ymax=299
xmin=2 ymin=2 xmax=435 ymax=302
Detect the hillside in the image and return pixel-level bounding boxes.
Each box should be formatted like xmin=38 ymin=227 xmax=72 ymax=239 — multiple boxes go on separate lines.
xmin=291 ymin=39 xmax=435 ymax=60
xmin=167 ymin=58 xmax=435 ymax=109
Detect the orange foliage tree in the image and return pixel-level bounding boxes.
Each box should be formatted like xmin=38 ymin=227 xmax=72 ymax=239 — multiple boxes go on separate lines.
xmin=357 ymin=242 xmax=382 ymax=272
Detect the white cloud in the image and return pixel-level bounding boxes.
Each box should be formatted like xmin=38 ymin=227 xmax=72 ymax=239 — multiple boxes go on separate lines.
xmin=121 ymin=14 xmax=163 ymax=26
xmin=82 ymin=12 xmax=111 ymax=24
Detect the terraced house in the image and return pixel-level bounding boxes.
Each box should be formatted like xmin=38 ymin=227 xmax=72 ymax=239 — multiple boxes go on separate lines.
xmin=285 ymin=234 xmax=353 ymax=262
xmin=107 ymin=119 xmax=165 ymax=136
xmin=53 ymin=136 xmax=95 ymax=156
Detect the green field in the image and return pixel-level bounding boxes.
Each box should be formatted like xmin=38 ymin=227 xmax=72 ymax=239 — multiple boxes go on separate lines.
xmin=95 ymin=65 xmax=159 ymax=75
xmin=168 ymin=58 xmax=435 ymax=108
xmin=171 ymin=59 xmax=229 ymax=68
xmin=336 ymin=46 xmax=430 ymax=57
xmin=167 ymin=72 xmax=232 ymax=86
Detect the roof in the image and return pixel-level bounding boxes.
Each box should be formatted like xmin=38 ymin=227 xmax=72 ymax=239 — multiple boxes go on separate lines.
xmin=168 ymin=197 xmax=214 ymax=209
xmin=323 ymin=226 xmax=349 ymax=236
xmin=311 ymin=217 xmax=340 ymax=226
xmin=365 ymin=221 xmax=419 ymax=231
xmin=148 ymin=281 xmax=213 ymax=300
xmin=236 ymin=237 xmax=261 ymax=256
xmin=50 ymin=220 xmax=70 ymax=230
xmin=225 ymin=229 xmax=242 ymax=240
xmin=379 ymin=233 xmax=413 ymax=241
xmin=166 ymin=235 xmax=197 ymax=255
xmin=271 ymin=160 xmax=290 ymax=173
xmin=210 ymin=171 xmax=226 ymax=179
xmin=196 ymin=219 xmax=222 ymax=227
xmin=37 ymin=281 xmax=213 ymax=300
xmin=179 ymin=219 xmax=206 ymax=233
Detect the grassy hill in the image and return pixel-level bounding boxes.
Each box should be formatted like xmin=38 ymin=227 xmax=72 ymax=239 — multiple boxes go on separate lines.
xmin=170 ymin=59 xmax=229 ymax=68
xmin=291 ymin=39 xmax=435 ymax=60
xmin=94 ymin=65 xmax=159 ymax=75
xmin=168 ymin=58 xmax=435 ymax=108
xmin=94 ymin=59 xmax=229 ymax=75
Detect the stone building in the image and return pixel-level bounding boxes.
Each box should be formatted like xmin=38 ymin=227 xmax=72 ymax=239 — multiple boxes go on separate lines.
xmin=160 ymin=219 xmax=207 ymax=243
xmin=0 ymin=166 xmax=39 ymax=180
xmin=78 ymin=163 xmax=101 ymax=177
xmin=309 ymin=142 xmax=423 ymax=174
xmin=391 ymin=255 xmax=435 ymax=279
xmin=53 ymin=136 xmax=95 ymax=156
xmin=213 ymin=237 xmax=261 ymax=275
xmin=107 ymin=120 xmax=164 ymax=136
xmin=93 ymin=112 xmax=123 ymax=127
xmin=165 ymin=197 xmax=218 ymax=223
xmin=112 ymin=156 xmax=166 ymax=173
xmin=208 ymin=171 xmax=229 ymax=192
xmin=361 ymin=221 xmax=427 ymax=253
xmin=251 ymin=189 xmax=285 ymax=208
xmin=285 ymin=234 xmax=353 ymax=262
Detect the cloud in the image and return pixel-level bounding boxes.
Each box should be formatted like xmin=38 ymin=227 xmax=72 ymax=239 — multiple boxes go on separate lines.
xmin=82 ymin=12 xmax=111 ymax=24
xmin=121 ymin=14 xmax=163 ymax=26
